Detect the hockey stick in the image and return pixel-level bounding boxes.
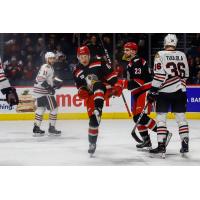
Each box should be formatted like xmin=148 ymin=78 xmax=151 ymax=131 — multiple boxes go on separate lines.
xmin=131 ymin=101 xmax=149 ymax=143
xmin=121 ymin=92 xmax=132 ymax=117
xmin=98 ymin=34 xmax=132 ymax=117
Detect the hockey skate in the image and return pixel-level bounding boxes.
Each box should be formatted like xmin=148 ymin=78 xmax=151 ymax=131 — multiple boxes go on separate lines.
xmin=88 ymin=143 xmax=96 ymax=157
xmin=33 ymin=124 xmax=45 ymax=137
xmin=136 ymin=135 xmax=152 ymax=151
xmin=48 ymin=125 xmax=61 ymax=136
xmin=149 ymin=142 xmax=166 ymax=159
xmin=180 ymin=137 xmax=189 ymax=157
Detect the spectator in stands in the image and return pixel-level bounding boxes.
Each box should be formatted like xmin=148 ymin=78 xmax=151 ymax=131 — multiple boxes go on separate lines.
xmin=1 ymin=33 xmax=199 ymax=86
xmin=192 ymin=70 xmax=200 ymax=84
xmin=187 ymin=55 xmax=196 ymax=83
xmin=4 ymin=56 xmax=23 ymax=82
xmin=68 ymin=57 xmax=77 ymax=72
xmin=195 ymin=56 xmax=200 ymax=70
xmin=35 ymin=37 xmax=45 ymax=55
xmin=22 ymin=61 xmax=36 ymax=81
xmin=102 ymin=34 xmax=113 ymax=57
xmin=86 ymin=34 xmax=103 ymax=57
xmin=54 ymin=52 xmax=69 ymax=81
xmin=4 ymin=39 xmax=20 ymax=60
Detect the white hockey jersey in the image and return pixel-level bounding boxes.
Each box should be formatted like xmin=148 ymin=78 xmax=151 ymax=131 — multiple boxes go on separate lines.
xmin=152 ymin=50 xmax=189 ymax=93
xmin=33 ymin=64 xmax=55 ymax=97
xmin=0 ymin=58 xmax=10 ymax=91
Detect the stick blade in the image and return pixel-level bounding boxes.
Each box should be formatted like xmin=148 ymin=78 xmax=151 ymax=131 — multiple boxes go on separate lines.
xmin=131 ymin=130 xmax=143 ymax=143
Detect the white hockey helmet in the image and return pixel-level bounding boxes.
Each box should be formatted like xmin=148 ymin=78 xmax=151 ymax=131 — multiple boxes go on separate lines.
xmin=164 ymin=34 xmax=178 ymax=48
xmin=45 ymin=52 xmax=56 ymax=61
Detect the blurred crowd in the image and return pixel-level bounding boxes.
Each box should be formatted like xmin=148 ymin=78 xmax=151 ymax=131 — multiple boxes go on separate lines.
xmin=1 ymin=33 xmax=200 ymax=86
xmin=186 ymin=34 xmax=200 ymax=84
xmin=3 ymin=33 xmax=77 ymax=85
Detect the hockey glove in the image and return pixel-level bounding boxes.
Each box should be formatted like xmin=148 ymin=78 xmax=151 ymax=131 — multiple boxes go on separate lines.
xmin=117 ymin=79 xmax=128 ymax=89
xmin=147 ymin=87 xmax=159 ymax=103
xmin=53 ymin=77 xmax=63 ymax=89
xmin=41 ymin=81 xmax=55 ymax=95
xmin=112 ymin=79 xmax=126 ymax=97
xmin=1 ymin=87 xmax=19 ymax=106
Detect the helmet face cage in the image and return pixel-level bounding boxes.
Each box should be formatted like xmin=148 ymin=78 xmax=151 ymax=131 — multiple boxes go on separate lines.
xmin=164 ymin=34 xmax=178 ymax=48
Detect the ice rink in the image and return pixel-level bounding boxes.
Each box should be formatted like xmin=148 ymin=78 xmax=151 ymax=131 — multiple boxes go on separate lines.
xmin=0 ymin=119 xmax=199 ymax=166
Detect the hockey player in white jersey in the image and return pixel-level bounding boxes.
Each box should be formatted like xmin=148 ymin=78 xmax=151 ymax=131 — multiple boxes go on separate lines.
xmin=147 ymin=34 xmax=189 ymax=157
xmin=33 ymin=52 xmax=63 ymax=136
xmin=0 ymin=58 xmax=19 ymax=106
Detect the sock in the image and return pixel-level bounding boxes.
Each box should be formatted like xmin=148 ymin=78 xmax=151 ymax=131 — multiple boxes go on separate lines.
xmin=137 ymin=124 xmax=148 ymax=139
xmin=157 ymin=126 xmax=167 ymax=143
xmin=34 ymin=107 xmax=45 ymax=127
xmin=88 ymin=126 xmax=99 ymax=144
xmin=49 ymin=108 xmax=58 ymax=127
xmin=179 ymin=124 xmax=189 ymax=140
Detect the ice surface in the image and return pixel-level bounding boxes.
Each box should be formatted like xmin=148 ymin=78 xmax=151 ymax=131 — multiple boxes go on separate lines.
xmin=0 ymin=119 xmax=199 ymax=165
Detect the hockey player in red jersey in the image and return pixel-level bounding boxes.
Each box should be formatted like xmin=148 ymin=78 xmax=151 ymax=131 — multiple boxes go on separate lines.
xmin=73 ymin=46 xmax=123 ymax=156
xmin=121 ymin=42 xmax=172 ymax=150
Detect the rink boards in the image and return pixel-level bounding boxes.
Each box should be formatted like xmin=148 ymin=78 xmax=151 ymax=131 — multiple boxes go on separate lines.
xmin=0 ymin=86 xmax=199 ymax=120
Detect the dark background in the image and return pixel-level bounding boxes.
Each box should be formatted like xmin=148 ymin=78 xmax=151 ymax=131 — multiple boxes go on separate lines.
xmin=1 ymin=33 xmax=199 ymax=86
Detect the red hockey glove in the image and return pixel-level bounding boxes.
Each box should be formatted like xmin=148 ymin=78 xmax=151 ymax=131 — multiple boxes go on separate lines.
xmin=78 ymin=87 xmax=89 ymax=100
xmin=117 ymin=79 xmax=128 ymax=89
xmin=112 ymin=80 xmax=127 ymax=97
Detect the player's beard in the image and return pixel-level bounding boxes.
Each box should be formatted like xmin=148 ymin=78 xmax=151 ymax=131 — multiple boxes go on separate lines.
xmin=47 ymin=59 xmax=55 ymax=66
xmin=123 ymin=53 xmax=133 ymax=61
xmin=125 ymin=54 xmax=131 ymax=59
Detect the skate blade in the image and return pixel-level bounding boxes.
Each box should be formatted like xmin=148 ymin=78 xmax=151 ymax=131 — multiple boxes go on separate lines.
xmin=90 ymin=153 xmax=95 ymax=158
xmin=149 ymin=152 xmax=166 ymax=159
xmin=48 ymin=133 xmax=61 ymax=137
xmin=32 ymin=133 xmax=45 ymax=137
xmin=137 ymin=147 xmax=152 ymax=152
xmin=161 ymin=153 xmax=166 ymax=159
xmin=181 ymin=152 xmax=189 ymax=158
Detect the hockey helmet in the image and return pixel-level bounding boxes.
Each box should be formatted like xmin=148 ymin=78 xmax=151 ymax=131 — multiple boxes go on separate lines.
xmin=77 ymin=46 xmax=90 ymax=58
xmin=45 ymin=52 xmax=56 ymax=61
xmin=124 ymin=42 xmax=138 ymax=51
xmin=164 ymin=34 xmax=178 ymax=48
